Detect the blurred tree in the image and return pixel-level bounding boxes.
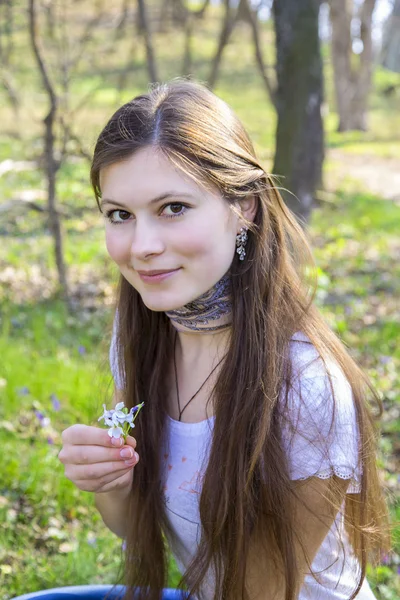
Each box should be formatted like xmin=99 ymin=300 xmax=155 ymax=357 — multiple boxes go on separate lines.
xmin=137 ymin=0 xmax=158 ymax=82
xmin=209 ymin=0 xmax=276 ymax=106
xmin=272 ymin=0 xmax=324 ymax=224
xmin=181 ymin=0 xmax=210 ymax=75
xmin=27 ymin=0 xmax=115 ymax=309
xmin=381 ymin=0 xmax=400 ymax=73
xmin=0 ymin=0 xmax=14 ymax=67
xmin=0 ymin=0 xmax=20 ymax=118
xmin=28 ymin=0 xmax=70 ymax=307
xmin=209 ymin=0 xmax=323 ymax=222
xmin=328 ymin=0 xmax=377 ymax=131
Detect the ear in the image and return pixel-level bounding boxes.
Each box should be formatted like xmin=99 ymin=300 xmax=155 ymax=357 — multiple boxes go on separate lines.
xmin=237 ymin=194 xmax=257 ymax=228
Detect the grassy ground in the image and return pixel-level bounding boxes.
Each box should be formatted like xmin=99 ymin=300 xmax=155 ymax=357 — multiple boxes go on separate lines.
xmin=0 ymin=8 xmax=399 ymax=599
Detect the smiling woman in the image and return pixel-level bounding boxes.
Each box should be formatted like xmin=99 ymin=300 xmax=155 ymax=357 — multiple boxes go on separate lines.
xmin=58 ymin=79 xmax=391 ymax=600
xmin=98 ymin=147 xmax=242 ymax=314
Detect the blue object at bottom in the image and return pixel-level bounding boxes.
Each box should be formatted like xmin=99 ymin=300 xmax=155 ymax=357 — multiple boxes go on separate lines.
xmin=10 ymin=585 xmax=190 ymax=600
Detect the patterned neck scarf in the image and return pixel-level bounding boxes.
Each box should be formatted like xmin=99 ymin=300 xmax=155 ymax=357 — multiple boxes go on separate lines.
xmin=165 ymin=271 xmax=232 ymax=332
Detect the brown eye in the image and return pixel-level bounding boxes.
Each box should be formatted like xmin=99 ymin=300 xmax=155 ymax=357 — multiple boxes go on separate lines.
xmin=170 ymin=204 xmax=183 ymax=213
xmin=161 ymin=203 xmax=188 ymax=218
xmin=105 ymin=209 xmax=132 ymax=224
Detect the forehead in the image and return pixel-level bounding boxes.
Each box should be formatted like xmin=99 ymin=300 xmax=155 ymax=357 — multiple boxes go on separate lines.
xmin=99 ymin=146 xmax=217 ymax=204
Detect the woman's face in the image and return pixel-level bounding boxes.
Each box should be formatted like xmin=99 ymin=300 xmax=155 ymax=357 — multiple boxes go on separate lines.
xmin=100 ymin=146 xmax=241 ymax=312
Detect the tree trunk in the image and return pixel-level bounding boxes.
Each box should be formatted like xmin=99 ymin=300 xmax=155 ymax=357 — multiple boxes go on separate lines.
xmin=238 ymin=0 xmax=276 ymax=107
xmin=182 ymin=15 xmax=193 ymax=75
xmin=0 ymin=0 xmax=14 ymax=67
xmin=208 ymin=0 xmax=235 ymax=88
xmin=329 ymin=0 xmax=377 ymax=132
xmin=137 ymin=0 xmax=158 ymax=82
xmin=329 ymin=0 xmax=354 ymax=131
xmin=181 ymin=0 xmax=210 ymax=76
xmin=381 ymin=0 xmax=400 ymax=73
xmin=28 ymin=0 xmax=70 ymax=308
xmin=272 ymin=0 xmax=324 ymax=224
xmin=351 ymin=0 xmax=376 ymax=130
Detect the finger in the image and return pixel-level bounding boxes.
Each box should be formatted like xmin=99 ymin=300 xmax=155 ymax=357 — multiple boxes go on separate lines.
xmin=124 ymin=435 xmax=137 ymax=449
xmin=65 ymin=457 xmax=138 ymax=482
xmin=110 ymin=434 xmax=137 ymax=449
xmin=62 ymin=424 xmax=112 ymax=446
xmin=59 ymin=443 xmax=137 ymax=465
xmin=62 ymin=424 xmax=136 ymax=449
xmin=75 ymin=469 xmax=134 ymax=493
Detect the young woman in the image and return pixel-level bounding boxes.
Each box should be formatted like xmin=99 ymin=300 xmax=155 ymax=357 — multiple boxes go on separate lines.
xmin=59 ymin=80 xmax=391 ymax=600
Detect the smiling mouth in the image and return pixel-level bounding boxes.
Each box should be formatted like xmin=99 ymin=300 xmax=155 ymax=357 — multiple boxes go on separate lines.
xmin=137 ymin=269 xmax=180 ymax=276
xmin=136 ymin=268 xmax=181 ymax=283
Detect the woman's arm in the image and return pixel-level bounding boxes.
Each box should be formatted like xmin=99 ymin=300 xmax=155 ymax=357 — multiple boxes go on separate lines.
xmin=94 ymin=387 xmax=137 ymax=539
xmin=94 ymin=484 xmax=132 ymax=539
xmin=245 ymin=475 xmax=351 ymax=600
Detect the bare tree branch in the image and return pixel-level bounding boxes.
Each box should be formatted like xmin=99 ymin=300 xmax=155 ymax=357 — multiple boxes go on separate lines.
xmin=137 ymin=0 xmax=158 ymax=82
xmin=208 ymin=0 xmax=236 ymax=88
xmin=29 ymin=0 xmax=70 ymax=307
xmin=209 ymin=0 xmax=276 ymax=105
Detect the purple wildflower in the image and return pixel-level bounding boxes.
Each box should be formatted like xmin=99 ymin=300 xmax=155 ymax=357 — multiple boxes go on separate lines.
xmin=35 ymin=411 xmax=50 ymax=428
xmin=122 ymin=540 xmax=127 ymax=552
xmin=47 ymin=436 xmax=54 ymax=445
xmin=78 ymin=345 xmax=86 ymax=356
xmin=50 ymin=394 xmax=61 ymax=411
xmin=87 ymin=533 xmax=97 ymax=547
xmin=18 ymin=386 xmax=30 ymax=396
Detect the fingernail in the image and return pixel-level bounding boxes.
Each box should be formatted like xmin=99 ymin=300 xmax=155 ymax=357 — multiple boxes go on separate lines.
xmin=111 ymin=437 xmax=123 ymax=447
xmin=125 ymin=452 xmax=139 ymax=466
xmin=120 ymin=448 xmax=133 ymax=459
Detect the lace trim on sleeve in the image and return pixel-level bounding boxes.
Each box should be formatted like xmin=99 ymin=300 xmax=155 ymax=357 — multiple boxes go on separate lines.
xmin=295 ymin=465 xmax=361 ymax=493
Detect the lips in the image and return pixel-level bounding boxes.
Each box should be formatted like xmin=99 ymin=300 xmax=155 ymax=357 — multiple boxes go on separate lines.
xmin=137 ymin=268 xmax=179 ymax=276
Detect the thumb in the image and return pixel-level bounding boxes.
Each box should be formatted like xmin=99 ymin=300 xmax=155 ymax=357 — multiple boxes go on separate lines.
xmin=124 ymin=435 xmax=137 ymax=450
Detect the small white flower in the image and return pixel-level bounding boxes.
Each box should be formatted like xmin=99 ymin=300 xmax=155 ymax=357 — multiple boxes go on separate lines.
xmin=123 ymin=407 xmax=139 ymax=425
xmin=112 ymin=409 xmax=126 ymax=423
xmin=107 ymin=425 xmax=124 ymax=439
xmin=98 ymin=400 xmax=144 ymax=442
xmin=98 ymin=404 xmax=113 ymax=423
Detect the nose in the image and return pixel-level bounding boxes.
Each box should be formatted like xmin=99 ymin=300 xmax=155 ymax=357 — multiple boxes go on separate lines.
xmin=129 ymin=219 xmax=165 ymax=261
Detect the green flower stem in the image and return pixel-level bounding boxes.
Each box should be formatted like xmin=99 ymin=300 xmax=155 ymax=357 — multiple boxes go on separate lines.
xmin=122 ymin=402 xmax=145 ymax=442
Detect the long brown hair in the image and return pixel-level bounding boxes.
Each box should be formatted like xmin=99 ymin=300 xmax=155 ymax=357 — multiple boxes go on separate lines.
xmin=91 ymin=79 xmax=391 ymax=600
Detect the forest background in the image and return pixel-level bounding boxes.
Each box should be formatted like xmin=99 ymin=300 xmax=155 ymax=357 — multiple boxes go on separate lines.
xmin=0 ymin=0 xmax=399 ymax=599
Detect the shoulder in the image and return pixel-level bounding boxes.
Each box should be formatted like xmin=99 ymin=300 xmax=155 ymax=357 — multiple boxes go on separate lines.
xmin=281 ymin=332 xmax=361 ymax=490
xmin=281 ymin=331 xmax=356 ymax=432
xmin=287 ymin=331 xmax=346 ymax=383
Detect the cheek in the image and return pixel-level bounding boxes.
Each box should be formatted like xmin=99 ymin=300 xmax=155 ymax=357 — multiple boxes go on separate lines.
xmin=105 ymin=229 xmax=128 ymax=263
xmin=176 ymin=219 xmax=235 ymax=263
xmin=176 ymin=230 xmax=209 ymax=257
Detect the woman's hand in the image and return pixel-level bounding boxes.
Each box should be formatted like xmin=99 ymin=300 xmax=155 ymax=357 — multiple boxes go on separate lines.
xmin=58 ymin=424 xmax=139 ymax=494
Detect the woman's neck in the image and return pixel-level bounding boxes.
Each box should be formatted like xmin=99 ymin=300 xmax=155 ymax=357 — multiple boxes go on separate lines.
xmin=165 ymin=271 xmax=232 ymax=364
xmin=165 ymin=271 xmax=232 ymax=333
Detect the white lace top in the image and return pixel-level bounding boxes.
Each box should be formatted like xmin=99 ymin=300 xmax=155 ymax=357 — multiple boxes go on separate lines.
xmin=110 ymin=329 xmax=377 ymax=600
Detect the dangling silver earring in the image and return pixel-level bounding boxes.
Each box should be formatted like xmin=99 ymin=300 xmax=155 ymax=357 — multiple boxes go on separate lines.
xmin=236 ymin=227 xmax=248 ymax=261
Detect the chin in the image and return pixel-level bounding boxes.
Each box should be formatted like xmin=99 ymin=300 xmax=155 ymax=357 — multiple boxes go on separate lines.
xmin=139 ymin=292 xmax=188 ymax=313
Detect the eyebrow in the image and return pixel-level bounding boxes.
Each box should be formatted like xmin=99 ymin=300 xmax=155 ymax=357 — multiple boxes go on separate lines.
xmin=99 ymin=192 xmax=196 ymax=211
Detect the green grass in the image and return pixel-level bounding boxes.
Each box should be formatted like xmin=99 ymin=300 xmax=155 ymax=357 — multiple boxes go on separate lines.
xmin=0 ymin=8 xmax=399 ymax=599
